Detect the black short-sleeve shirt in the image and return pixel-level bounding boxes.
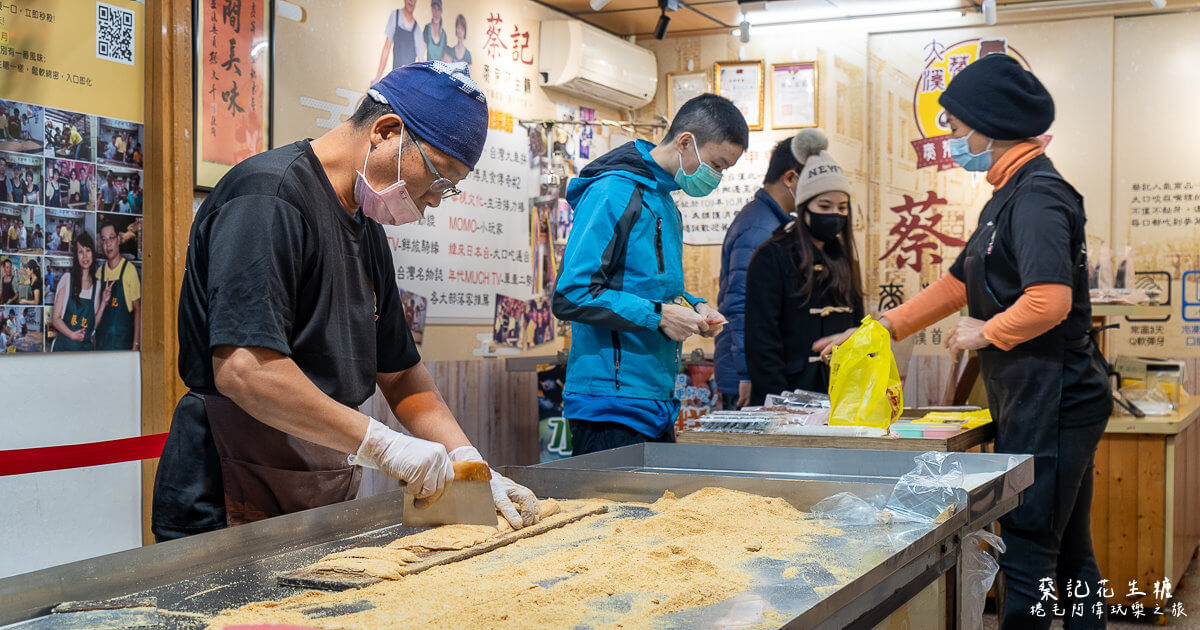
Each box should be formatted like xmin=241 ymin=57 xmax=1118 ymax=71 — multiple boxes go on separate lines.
xmin=178 ymin=140 xmax=420 ymax=403
xmin=156 ymin=141 xmax=420 ymax=538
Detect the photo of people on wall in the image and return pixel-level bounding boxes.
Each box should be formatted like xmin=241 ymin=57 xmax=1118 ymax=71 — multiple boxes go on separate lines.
xmin=0 ymin=254 xmax=42 ymax=309
xmin=493 ymin=294 xmax=527 ymax=349
xmin=0 ymin=204 xmax=44 ymax=255
xmin=374 ymin=0 xmax=474 ymax=81
xmin=44 ymin=158 xmax=96 ymax=210
xmin=492 ymin=294 xmax=556 ymax=350
xmin=97 ymin=213 xmax=141 ymax=260
xmin=44 ymin=108 xmax=94 ymax=162
xmin=2 ymin=152 xmax=44 ymax=206
xmin=43 ymin=255 xmax=69 ymax=307
xmin=44 ymin=208 xmax=95 ymax=258
xmin=96 ymin=117 xmax=144 ymax=169
xmin=91 ymin=218 xmax=141 ymax=351
xmin=96 ymin=165 xmax=142 ymax=214
xmin=0 ymin=100 xmax=44 ymax=154
xmin=398 ymin=288 xmax=428 ymax=344
xmin=0 ymin=305 xmax=44 ymax=353
xmin=46 ymin=227 xmax=98 ymax=352
xmin=443 ymin=14 xmax=471 ymax=67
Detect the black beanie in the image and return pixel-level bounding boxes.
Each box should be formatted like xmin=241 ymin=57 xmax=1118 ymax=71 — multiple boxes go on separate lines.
xmin=938 ymin=54 xmax=1055 ymax=141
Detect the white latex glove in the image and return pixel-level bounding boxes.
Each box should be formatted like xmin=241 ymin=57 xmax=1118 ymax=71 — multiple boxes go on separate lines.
xmin=449 ymin=446 xmax=541 ymax=529
xmin=350 ymin=417 xmax=453 ymax=501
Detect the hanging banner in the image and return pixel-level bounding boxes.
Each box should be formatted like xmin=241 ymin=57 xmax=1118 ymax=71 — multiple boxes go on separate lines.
xmin=0 ymin=0 xmax=145 ymax=354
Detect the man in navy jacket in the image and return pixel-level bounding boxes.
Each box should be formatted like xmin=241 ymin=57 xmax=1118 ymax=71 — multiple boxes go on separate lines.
xmin=714 ymin=131 xmax=824 ymax=408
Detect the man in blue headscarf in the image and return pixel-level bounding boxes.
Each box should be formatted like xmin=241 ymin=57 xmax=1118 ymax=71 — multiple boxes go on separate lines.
xmin=153 ymin=62 xmax=541 ymax=541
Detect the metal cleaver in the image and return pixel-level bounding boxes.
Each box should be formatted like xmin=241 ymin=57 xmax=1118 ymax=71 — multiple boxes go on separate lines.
xmin=401 ymin=460 xmax=496 ymax=527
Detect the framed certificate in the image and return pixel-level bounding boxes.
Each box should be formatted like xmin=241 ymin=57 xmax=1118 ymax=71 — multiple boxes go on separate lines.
xmin=771 ymin=62 xmax=818 ymax=129
xmin=714 ymin=60 xmax=764 ymax=131
xmin=666 ymin=71 xmax=710 ymax=119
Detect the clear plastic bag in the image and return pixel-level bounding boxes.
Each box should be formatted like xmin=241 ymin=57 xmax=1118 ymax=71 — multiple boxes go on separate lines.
xmin=884 ymin=451 xmax=964 ymax=523
xmin=962 ymin=530 xmax=1006 ymax=630
xmin=811 ymin=492 xmax=888 ymax=525
xmin=810 ymin=452 xmax=964 ymax=525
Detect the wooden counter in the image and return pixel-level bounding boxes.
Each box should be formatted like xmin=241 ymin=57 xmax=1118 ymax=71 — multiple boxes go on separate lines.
xmin=676 ymin=421 xmax=994 ymax=453
xmin=1093 ymin=396 xmax=1200 ymax=603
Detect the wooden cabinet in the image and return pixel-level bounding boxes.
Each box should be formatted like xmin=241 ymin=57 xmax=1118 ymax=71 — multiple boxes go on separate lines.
xmin=1092 ymin=397 xmax=1200 ymax=601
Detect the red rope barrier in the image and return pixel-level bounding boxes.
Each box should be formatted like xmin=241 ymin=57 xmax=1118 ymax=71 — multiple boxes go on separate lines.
xmin=0 ymin=433 xmax=169 ymax=476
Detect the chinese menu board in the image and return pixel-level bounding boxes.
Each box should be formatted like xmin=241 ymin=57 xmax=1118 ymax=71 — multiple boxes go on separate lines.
xmin=383 ymin=123 xmax=535 ymax=323
xmin=196 ymin=0 xmax=270 ymax=188
xmin=0 ymin=0 xmax=145 ymax=354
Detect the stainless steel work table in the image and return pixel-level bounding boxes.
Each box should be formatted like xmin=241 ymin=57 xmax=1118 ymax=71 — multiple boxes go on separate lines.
xmin=0 ymin=444 xmax=1031 ymax=629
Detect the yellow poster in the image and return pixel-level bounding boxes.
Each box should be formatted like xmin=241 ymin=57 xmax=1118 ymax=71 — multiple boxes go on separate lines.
xmin=0 ymin=0 xmax=144 ymax=123
xmin=0 ymin=0 xmax=144 ymax=355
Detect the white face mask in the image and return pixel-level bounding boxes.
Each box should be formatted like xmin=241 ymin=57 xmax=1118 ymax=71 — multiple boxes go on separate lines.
xmin=354 ymin=126 xmax=423 ymax=226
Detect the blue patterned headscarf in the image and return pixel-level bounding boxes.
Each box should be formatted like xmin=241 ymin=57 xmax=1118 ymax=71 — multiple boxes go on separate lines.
xmin=368 ymin=61 xmax=489 ymax=169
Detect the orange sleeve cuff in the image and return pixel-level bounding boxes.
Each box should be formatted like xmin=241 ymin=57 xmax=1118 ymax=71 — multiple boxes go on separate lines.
xmin=883 ymin=273 xmax=967 ymax=341
xmin=981 ymin=283 xmax=1072 ymax=351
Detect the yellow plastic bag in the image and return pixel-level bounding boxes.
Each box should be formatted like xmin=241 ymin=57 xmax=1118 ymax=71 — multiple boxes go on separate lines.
xmin=828 ymin=316 xmax=904 ymax=430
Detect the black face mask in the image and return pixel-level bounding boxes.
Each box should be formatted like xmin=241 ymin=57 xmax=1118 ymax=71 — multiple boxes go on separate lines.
xmin=806 ymin=212 xmax=846 ymax=242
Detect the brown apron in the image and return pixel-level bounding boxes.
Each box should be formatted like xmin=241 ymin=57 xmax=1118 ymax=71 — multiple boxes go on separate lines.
xmin=203 ymin=393 xmax=362 ymax=526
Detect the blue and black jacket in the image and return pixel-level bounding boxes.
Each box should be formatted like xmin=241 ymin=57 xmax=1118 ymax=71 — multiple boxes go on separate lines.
xmin=552 ymin=140 xmax=705 ymax=433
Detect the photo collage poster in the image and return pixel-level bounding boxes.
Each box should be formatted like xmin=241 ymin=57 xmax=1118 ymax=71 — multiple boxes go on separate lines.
xmin=0 ymin=100 xmax=144 ymax=353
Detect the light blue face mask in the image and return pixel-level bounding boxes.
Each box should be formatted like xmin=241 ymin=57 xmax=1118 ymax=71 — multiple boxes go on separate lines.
xmin=674 ymin=137 xmax=723 ymax=197
xmin=948 ymin=129 xmax=993 ymax=172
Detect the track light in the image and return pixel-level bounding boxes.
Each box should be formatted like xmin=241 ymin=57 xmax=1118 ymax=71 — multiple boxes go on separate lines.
xmin=589 ymin=0 xmax=611 ymax=11
xmin=654 ymin=12 xmax=670 ymax=39
xmin=1149 ymin=0 xmax=1166 ymax=7
xmin=739 ymin=20 xmax=750 ymax=43
xmin=654 ymin=0 xmax=670 ymax=39
xmin=983 ymin=0 xmax=996 ymax=25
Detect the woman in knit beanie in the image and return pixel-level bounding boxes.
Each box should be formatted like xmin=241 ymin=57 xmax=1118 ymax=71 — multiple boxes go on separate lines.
xmin=822 ymin=54 xmax=1111 ymax=630
xmin=742 ymin=129 xmax=864 ymax=405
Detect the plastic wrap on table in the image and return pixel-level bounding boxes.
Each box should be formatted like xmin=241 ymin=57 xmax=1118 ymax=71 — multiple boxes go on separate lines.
xmin=763 ymin=389 xmax=831 ymax=410
xmin=961 ymin=529 xmax=1006 ymax=630
xmin=883 ymin=451 xmax=964 ymax=523
xmin=810 ymin=452 xmax=967 ymax=525
xmin=1119 ymin=383 xmax=1174 ymax=415
xmin=766 ymin=423 xmax=885 ymax=437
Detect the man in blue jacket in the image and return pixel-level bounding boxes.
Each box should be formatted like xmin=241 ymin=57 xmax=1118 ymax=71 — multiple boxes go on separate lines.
xmin=553 ymin=94 xmax=747 ymax=455
xmin=713 ymin=134 xmax=811 ymax=408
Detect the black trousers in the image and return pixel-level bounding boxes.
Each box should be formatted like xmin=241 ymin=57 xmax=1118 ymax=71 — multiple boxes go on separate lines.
xmin=1000 ymin=419 xmax=1107 ymax=629
xmin=568 ymin=419 xmax=675 ymax=457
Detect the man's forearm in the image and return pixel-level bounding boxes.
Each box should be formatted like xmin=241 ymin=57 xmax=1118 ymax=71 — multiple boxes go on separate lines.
xmin=378 ymin=362 xmax=471 ymax=452
xmin=213 ymin=345 xmax=369 ymax=454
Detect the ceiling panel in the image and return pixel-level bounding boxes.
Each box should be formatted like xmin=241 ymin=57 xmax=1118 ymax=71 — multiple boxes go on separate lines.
xmin=581 ymin=6 xmax=730 ymax=34
xmin=543 ymin=0 xmax=1196 ymax=38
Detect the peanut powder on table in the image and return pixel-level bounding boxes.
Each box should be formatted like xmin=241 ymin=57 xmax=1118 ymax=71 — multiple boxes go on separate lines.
xmin=207 ymin=488 xmax=853 ymax=630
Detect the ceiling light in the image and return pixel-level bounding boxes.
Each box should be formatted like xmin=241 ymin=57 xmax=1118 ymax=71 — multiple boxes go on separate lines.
xmin=1149 ymin=0 xmax=1166 ymax=7
xmin=983 ymin=0 xmax=996 ymax=24
xmin=739 ymin=20 xmax=751 ymax=43
xmin=589 ymin=0 xmax=612 ymax=10
xmin=654 ymin=10 xmax=670 ymax=39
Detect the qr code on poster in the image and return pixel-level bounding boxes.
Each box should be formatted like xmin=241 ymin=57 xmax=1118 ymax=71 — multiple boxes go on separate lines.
xmin=96 ymin=2 xmax=135 ymax=66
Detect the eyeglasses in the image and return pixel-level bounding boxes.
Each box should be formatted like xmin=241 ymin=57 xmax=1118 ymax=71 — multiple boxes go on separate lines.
xmin=409 ymin=132 xmax=461 ymax=199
